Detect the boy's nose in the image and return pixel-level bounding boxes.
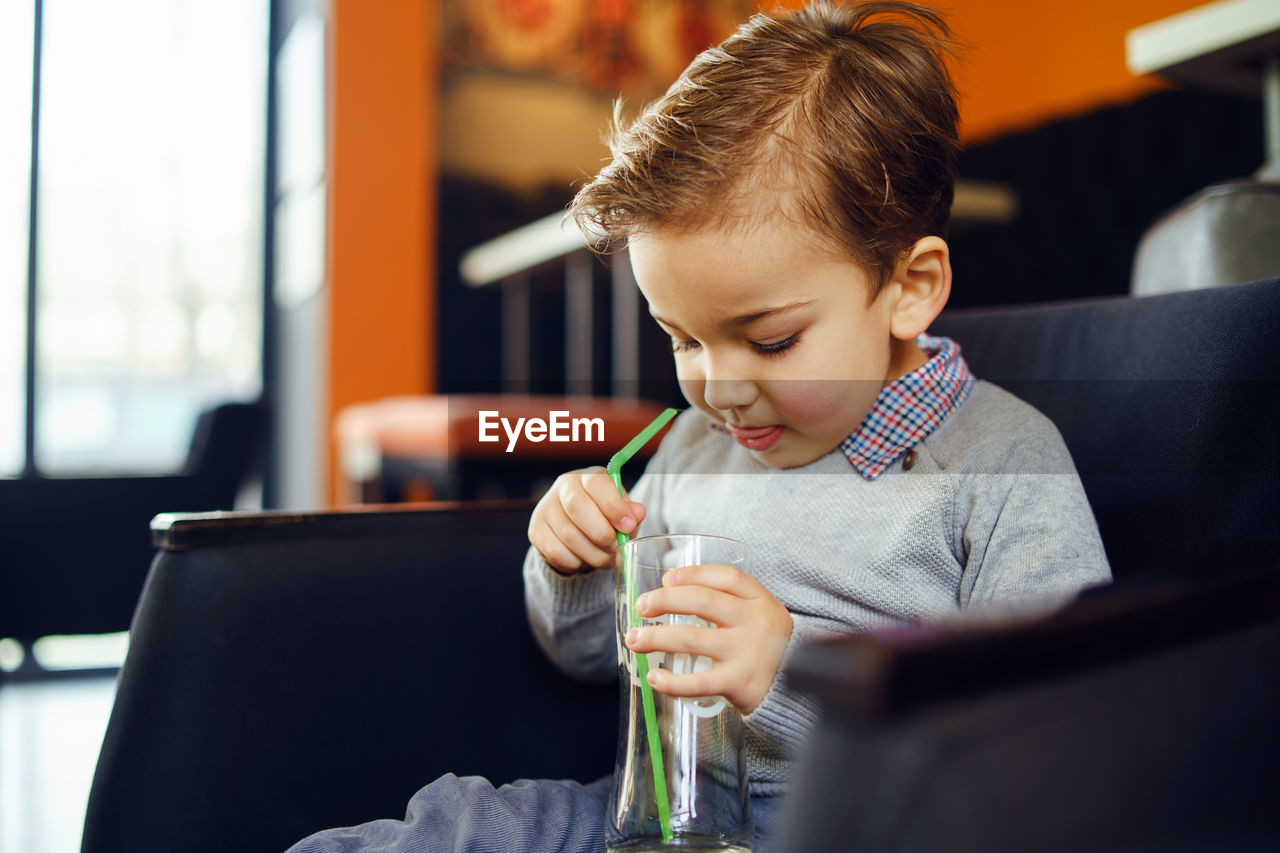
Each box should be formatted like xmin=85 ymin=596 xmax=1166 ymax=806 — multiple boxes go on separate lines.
xmin=702 ymin=377 xmax=758 ymax=413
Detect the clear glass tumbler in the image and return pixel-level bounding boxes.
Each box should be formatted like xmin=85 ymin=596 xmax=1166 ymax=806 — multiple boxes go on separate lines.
xmin=606 ymin=534 xmax=754 ymax=852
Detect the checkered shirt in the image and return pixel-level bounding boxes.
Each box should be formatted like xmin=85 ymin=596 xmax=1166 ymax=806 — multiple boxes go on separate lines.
xmin=841 ymin=334 xmax=976 ymax=480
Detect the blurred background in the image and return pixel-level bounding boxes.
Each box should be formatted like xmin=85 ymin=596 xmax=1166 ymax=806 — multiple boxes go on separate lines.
xmin=0 ymin=0 xmax=1269 ymax=849
xmin=0 ymin=0 xmax=1266 ymax=509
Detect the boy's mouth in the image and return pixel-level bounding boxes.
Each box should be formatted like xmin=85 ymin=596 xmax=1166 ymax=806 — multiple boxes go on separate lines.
xmin=724 ymin=423 xmax=785 ymax=451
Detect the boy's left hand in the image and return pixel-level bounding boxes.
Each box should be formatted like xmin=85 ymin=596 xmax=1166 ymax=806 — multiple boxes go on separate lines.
xmin=624 ymin=564 xmax=793 ymax=716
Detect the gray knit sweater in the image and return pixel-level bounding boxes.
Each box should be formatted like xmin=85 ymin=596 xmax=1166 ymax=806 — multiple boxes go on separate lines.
xmin=523 ymin=380 xmax=1112 ymax=798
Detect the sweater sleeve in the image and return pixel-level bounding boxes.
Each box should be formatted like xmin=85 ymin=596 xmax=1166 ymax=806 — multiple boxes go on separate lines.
xmin=522 ymin=548 xmax=617 ymax=683
xmin=741 ymin=642 xmax=824 ymax=757
xmin=956 ymin=426 xmax=1112 ymax=615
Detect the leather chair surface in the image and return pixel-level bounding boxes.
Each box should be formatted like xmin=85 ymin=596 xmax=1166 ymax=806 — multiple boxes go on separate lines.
xmin=931 ymin=277 xmax=1280 ymax=584
xmin=82 ymin=502 xmax=616 ymax=853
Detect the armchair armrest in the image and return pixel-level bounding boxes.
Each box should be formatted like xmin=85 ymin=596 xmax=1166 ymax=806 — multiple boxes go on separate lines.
xmin=788 ymin=563 xmax=1280 ymax=722
xmin=780 ymin=562 xmax=1280 ymax=852
xmin=84 ymin=501 xmax=617 ymax=853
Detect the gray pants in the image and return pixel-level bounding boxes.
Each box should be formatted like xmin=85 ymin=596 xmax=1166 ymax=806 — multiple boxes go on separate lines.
xmin=286 ymin=773 xmax=784 ymax=853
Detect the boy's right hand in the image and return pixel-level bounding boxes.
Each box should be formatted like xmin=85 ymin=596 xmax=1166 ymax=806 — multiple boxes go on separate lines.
xmin=529 ymin=466 xmax=645 ymax=575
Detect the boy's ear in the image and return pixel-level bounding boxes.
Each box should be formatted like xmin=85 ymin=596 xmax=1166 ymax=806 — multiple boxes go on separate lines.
xmin=887 ymin=236 xmax=951 ymax=341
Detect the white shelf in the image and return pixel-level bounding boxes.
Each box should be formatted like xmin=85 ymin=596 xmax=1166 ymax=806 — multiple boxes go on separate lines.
xmin=1126 ymin=0 xmax=1280 ymax=95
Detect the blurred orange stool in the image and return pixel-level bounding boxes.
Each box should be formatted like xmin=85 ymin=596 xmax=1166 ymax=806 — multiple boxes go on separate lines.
xmin=335 ymin=394 xmax=673 ymax=503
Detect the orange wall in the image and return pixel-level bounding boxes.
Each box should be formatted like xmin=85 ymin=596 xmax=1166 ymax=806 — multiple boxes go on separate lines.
xmin=949 ymin=0 xmax=1210 ymax=141
xmin=328 ymin=0 xmax=436 ymax=504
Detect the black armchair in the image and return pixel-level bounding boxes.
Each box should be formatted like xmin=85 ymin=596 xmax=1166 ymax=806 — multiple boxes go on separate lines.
xmin=778 ymin=563 xmax=1280 ymax=852
xmin=83 ymin=279 xmax=1280 ymax=852
xmin=83 ymin=502 xmax=615 ymax=853
xmin=0 ymin=400 xmax=267 ymax=645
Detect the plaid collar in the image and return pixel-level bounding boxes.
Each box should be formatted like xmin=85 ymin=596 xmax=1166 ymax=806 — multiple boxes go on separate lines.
xmin=840 ymin=334 xmax=976 ymax=480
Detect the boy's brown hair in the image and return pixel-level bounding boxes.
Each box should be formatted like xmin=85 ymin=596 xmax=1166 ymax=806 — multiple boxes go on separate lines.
xmin=570 ymin=1 xmax=961 ymax=299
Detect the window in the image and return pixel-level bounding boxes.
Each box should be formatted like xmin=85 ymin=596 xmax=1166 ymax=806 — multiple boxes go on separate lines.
xmin=0 ymin=1 xmax=35 ymax=476
xmin=4 ymin=0 xmax=268 ymax=476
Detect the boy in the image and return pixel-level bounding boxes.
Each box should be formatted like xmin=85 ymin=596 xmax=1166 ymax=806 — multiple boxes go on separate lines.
xmin=290 ymin=2 xmax=1110 ymax=850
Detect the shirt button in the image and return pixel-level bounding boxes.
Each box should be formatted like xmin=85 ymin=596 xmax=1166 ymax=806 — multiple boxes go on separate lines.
xmin=902 ymin=450 xmax=916 ymax=471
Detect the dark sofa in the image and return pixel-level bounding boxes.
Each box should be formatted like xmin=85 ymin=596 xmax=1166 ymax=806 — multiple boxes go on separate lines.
xmin=0 ymin=400 xmax=267 ymax=646
xmin=82 ymin=278 xmax=1280 ymax=852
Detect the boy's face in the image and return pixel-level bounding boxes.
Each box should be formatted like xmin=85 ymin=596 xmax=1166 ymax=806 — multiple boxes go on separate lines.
xmin=629 ymin=219 xmax=926 ymax=469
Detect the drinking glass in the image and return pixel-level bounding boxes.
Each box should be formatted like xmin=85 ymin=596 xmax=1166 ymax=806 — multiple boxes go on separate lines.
xmin=606 ymin=534 xmax=754 ymax=852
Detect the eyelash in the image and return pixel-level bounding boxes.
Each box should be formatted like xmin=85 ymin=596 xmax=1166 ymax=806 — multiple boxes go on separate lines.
xmin=670 ymin=332 xmax=802 ymax=358
xmin=753 ymin=332 xmax=802 ymax=357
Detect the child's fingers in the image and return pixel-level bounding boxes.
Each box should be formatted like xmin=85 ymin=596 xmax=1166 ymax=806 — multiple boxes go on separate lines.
xmin=644 ymin=666 xmax=723 ymax=700
xmin=639 ymin=653 xmax=757 ymax=706
xmin=548 ymin=499 xmax=616 ymax=568
xmin=579 ymin=467 xmax=643 ymax=536
xmin=626 ymin=592 xmax=791 ymax=713
xmin=625 ymin=623 xmax=725 ymax=660
xmin=661 ymin=563 xmax=759 ymax=598
xmin=636 ymin=585 xmax=742 ymax=628
xmin=535 ymin=500 xmax=615 ymax=571
xmin=556 ymin=489 xmax=621 ymax=549
xmin=528 ymin=524 xmax=584 ymax=573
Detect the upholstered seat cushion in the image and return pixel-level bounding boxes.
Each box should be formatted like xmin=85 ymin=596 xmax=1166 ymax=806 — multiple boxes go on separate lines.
xmin=932 ymin=276 xmax=1280 ymax=584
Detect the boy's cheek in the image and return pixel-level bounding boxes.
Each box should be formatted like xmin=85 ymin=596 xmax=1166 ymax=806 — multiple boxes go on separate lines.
xmin=768 ymin=380 xmax=826 ymax=421
xmin=770 ymin=379 xmax=876 ymax=425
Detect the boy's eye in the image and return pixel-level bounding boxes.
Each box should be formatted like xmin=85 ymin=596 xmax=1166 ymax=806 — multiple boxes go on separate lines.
xmin=671 ymin=333 xmax=802 ymax=356
xmin=750 ymin=331 xmax=801 ymax=357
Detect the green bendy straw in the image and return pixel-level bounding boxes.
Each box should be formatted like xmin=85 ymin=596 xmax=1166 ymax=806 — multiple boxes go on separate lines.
xmin=607 ymin=406 xmax=678 ymax=843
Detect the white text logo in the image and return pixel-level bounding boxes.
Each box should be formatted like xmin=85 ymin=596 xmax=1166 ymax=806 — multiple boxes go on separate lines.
xmin=478 ymin=410 xmax=606 ymax=453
